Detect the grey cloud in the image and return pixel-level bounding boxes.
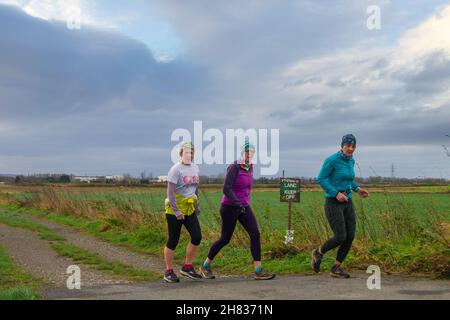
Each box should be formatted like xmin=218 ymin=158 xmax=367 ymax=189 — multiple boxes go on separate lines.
xmin=0 ymin=4 xmax=211 ymax=122
xmin=1 ymin=2 xmax=450 ymax=178
xmin=396 ymin=50 xmax=450 ymax=95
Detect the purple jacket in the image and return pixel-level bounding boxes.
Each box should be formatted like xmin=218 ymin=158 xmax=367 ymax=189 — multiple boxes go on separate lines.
xmin=221 ymin=161 xmax=253 ymax=207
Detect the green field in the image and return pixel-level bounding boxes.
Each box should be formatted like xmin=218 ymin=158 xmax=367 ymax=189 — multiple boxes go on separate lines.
xmin=0 ymin=185 xmax=449 ymax=277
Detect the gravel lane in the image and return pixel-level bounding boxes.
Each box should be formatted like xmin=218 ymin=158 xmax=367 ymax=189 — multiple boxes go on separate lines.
xmin=43 ymin=272 xmax=450 ymax=300
xmin=0 ymin=223 xmax=131 ymax=289
xmin=18 ymin=212 xmax=166 ymax=273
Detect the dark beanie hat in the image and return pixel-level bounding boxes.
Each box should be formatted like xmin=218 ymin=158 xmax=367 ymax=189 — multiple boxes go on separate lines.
xmin=341 ymin=134 xmax=356 ymax=147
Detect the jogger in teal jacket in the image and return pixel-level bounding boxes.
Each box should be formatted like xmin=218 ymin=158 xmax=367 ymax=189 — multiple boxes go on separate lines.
xmin=311 ymin=134 xmax=370 ymax=279
xmin=317 ymin=150 xmax=360 ymax=199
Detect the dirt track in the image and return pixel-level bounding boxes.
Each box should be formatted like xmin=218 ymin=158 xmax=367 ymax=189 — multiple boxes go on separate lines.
xmin=0 ymin=211 xmax=449 ymax=300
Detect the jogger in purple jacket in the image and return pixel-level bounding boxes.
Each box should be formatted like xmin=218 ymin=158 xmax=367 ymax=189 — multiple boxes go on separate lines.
xmin=199 ymin=141 xmax=275 ymax=280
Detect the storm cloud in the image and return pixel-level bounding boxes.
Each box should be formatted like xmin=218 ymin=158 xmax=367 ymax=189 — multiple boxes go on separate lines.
xmin=0 ymin=1 xmax=449 ymax=178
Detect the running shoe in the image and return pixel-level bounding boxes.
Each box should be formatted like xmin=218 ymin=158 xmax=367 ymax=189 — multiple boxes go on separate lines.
xmin=164 ymin=269 xmax=180 ymax=283
xmin=311 ymin=248 xmax=323 ymax=273
xmin=180 ymin=265 xmax=202 ymax=280
xmin=330 ymin=265 xmax=350 ymax=279
xmin=254 ymin=269 xmax=276 ymax=280
xmin=199 ymin=264 xmax=216 ymax=279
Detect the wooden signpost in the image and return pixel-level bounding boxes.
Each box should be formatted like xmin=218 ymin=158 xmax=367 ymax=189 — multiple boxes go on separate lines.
xmin=280 ymin=176 xmax=301 ymax=244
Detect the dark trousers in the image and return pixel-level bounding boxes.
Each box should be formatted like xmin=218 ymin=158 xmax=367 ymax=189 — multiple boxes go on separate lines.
xmin=208 ymin=204 xmax=261 ymax=261
xmin=165 ymin=214 xmax=202 ymax=250
xmin=320 ymin=198 xmax=356 ymax=263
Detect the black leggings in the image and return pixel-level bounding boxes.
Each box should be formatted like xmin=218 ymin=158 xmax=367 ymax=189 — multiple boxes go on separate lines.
xmin=165 ymin=214 xmax=202 ymax=250
xmin=320 ymin=198 xmax=356 ymax=263
xmin=208 ymin=204 xmax=261 ymax=261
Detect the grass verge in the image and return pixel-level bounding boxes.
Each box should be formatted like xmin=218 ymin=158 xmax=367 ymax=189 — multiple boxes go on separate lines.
xmin=1 ymin=201 xmax=449 ymax=278
xmin=0 ymin=245 xmax=41 ymax=300
xmin=51 ymin=242 xmax=159 ymax=282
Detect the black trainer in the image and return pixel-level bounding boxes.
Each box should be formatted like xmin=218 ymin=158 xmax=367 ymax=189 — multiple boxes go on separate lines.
xmin=330 ymin=265 xmax=350 ymax=279
xmin=199 ymin=264 xmax=216 ymax=279
xmin=311 ymin=248 xmax=323 ymax=273
xmin=164 ymin=269 xmax=180 ymax=283
xmin=180 ymin=265 xmax=202 ymax=280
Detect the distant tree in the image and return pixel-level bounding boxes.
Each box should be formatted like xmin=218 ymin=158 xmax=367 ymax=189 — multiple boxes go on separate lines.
xmin=46 ymin=176 xmax=56 ymax=183
xmin=443 ymin=145 xmax=450 ymax=158
xmin=140 ymin=170 xmax=150 ymax=184
xmin=59 ymin=174 xmax=71 ymax=183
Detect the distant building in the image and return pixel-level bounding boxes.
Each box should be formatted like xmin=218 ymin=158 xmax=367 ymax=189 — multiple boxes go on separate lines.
xmin=73 ymin=176 xmax=99 ymax=183
xmin=157 ymin=176 xmax=168 ymax=183
xmin=105 ymin=175 xmax=124 ymax=181
xmin=74 ymin=175 xmax=125 ymax=183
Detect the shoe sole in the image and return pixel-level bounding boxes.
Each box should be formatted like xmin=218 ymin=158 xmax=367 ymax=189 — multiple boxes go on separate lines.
xmin=180 ymin=269 xmax=202 ymax=280
xmin=163 ymin=276 xmax=180 ymax=283
xmin=199 ymin=268 xmax=216 ymax=279
xmin=254 ymin=274 xmax=276 ymax=280
xmin=330 ymin=272 xmax=350 ymax=279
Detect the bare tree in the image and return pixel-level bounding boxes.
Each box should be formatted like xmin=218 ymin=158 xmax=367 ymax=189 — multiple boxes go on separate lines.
xmin=442 ymin=134 xmax=450 ymax=158
xmin=443 ymin=145 xmax=450 ymax=158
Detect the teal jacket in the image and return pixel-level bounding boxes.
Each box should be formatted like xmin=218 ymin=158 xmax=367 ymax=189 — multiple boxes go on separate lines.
xmin=317 ymin=151 xmax=360 ymax=199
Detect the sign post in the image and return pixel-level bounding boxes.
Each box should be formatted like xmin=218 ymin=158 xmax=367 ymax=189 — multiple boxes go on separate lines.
xmin=280 ymin=177 xmax=301 ymax=244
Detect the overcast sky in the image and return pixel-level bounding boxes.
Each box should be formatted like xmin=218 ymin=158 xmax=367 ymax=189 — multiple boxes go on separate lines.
xmin=0 ymin=0 xmax=449 ymax=178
